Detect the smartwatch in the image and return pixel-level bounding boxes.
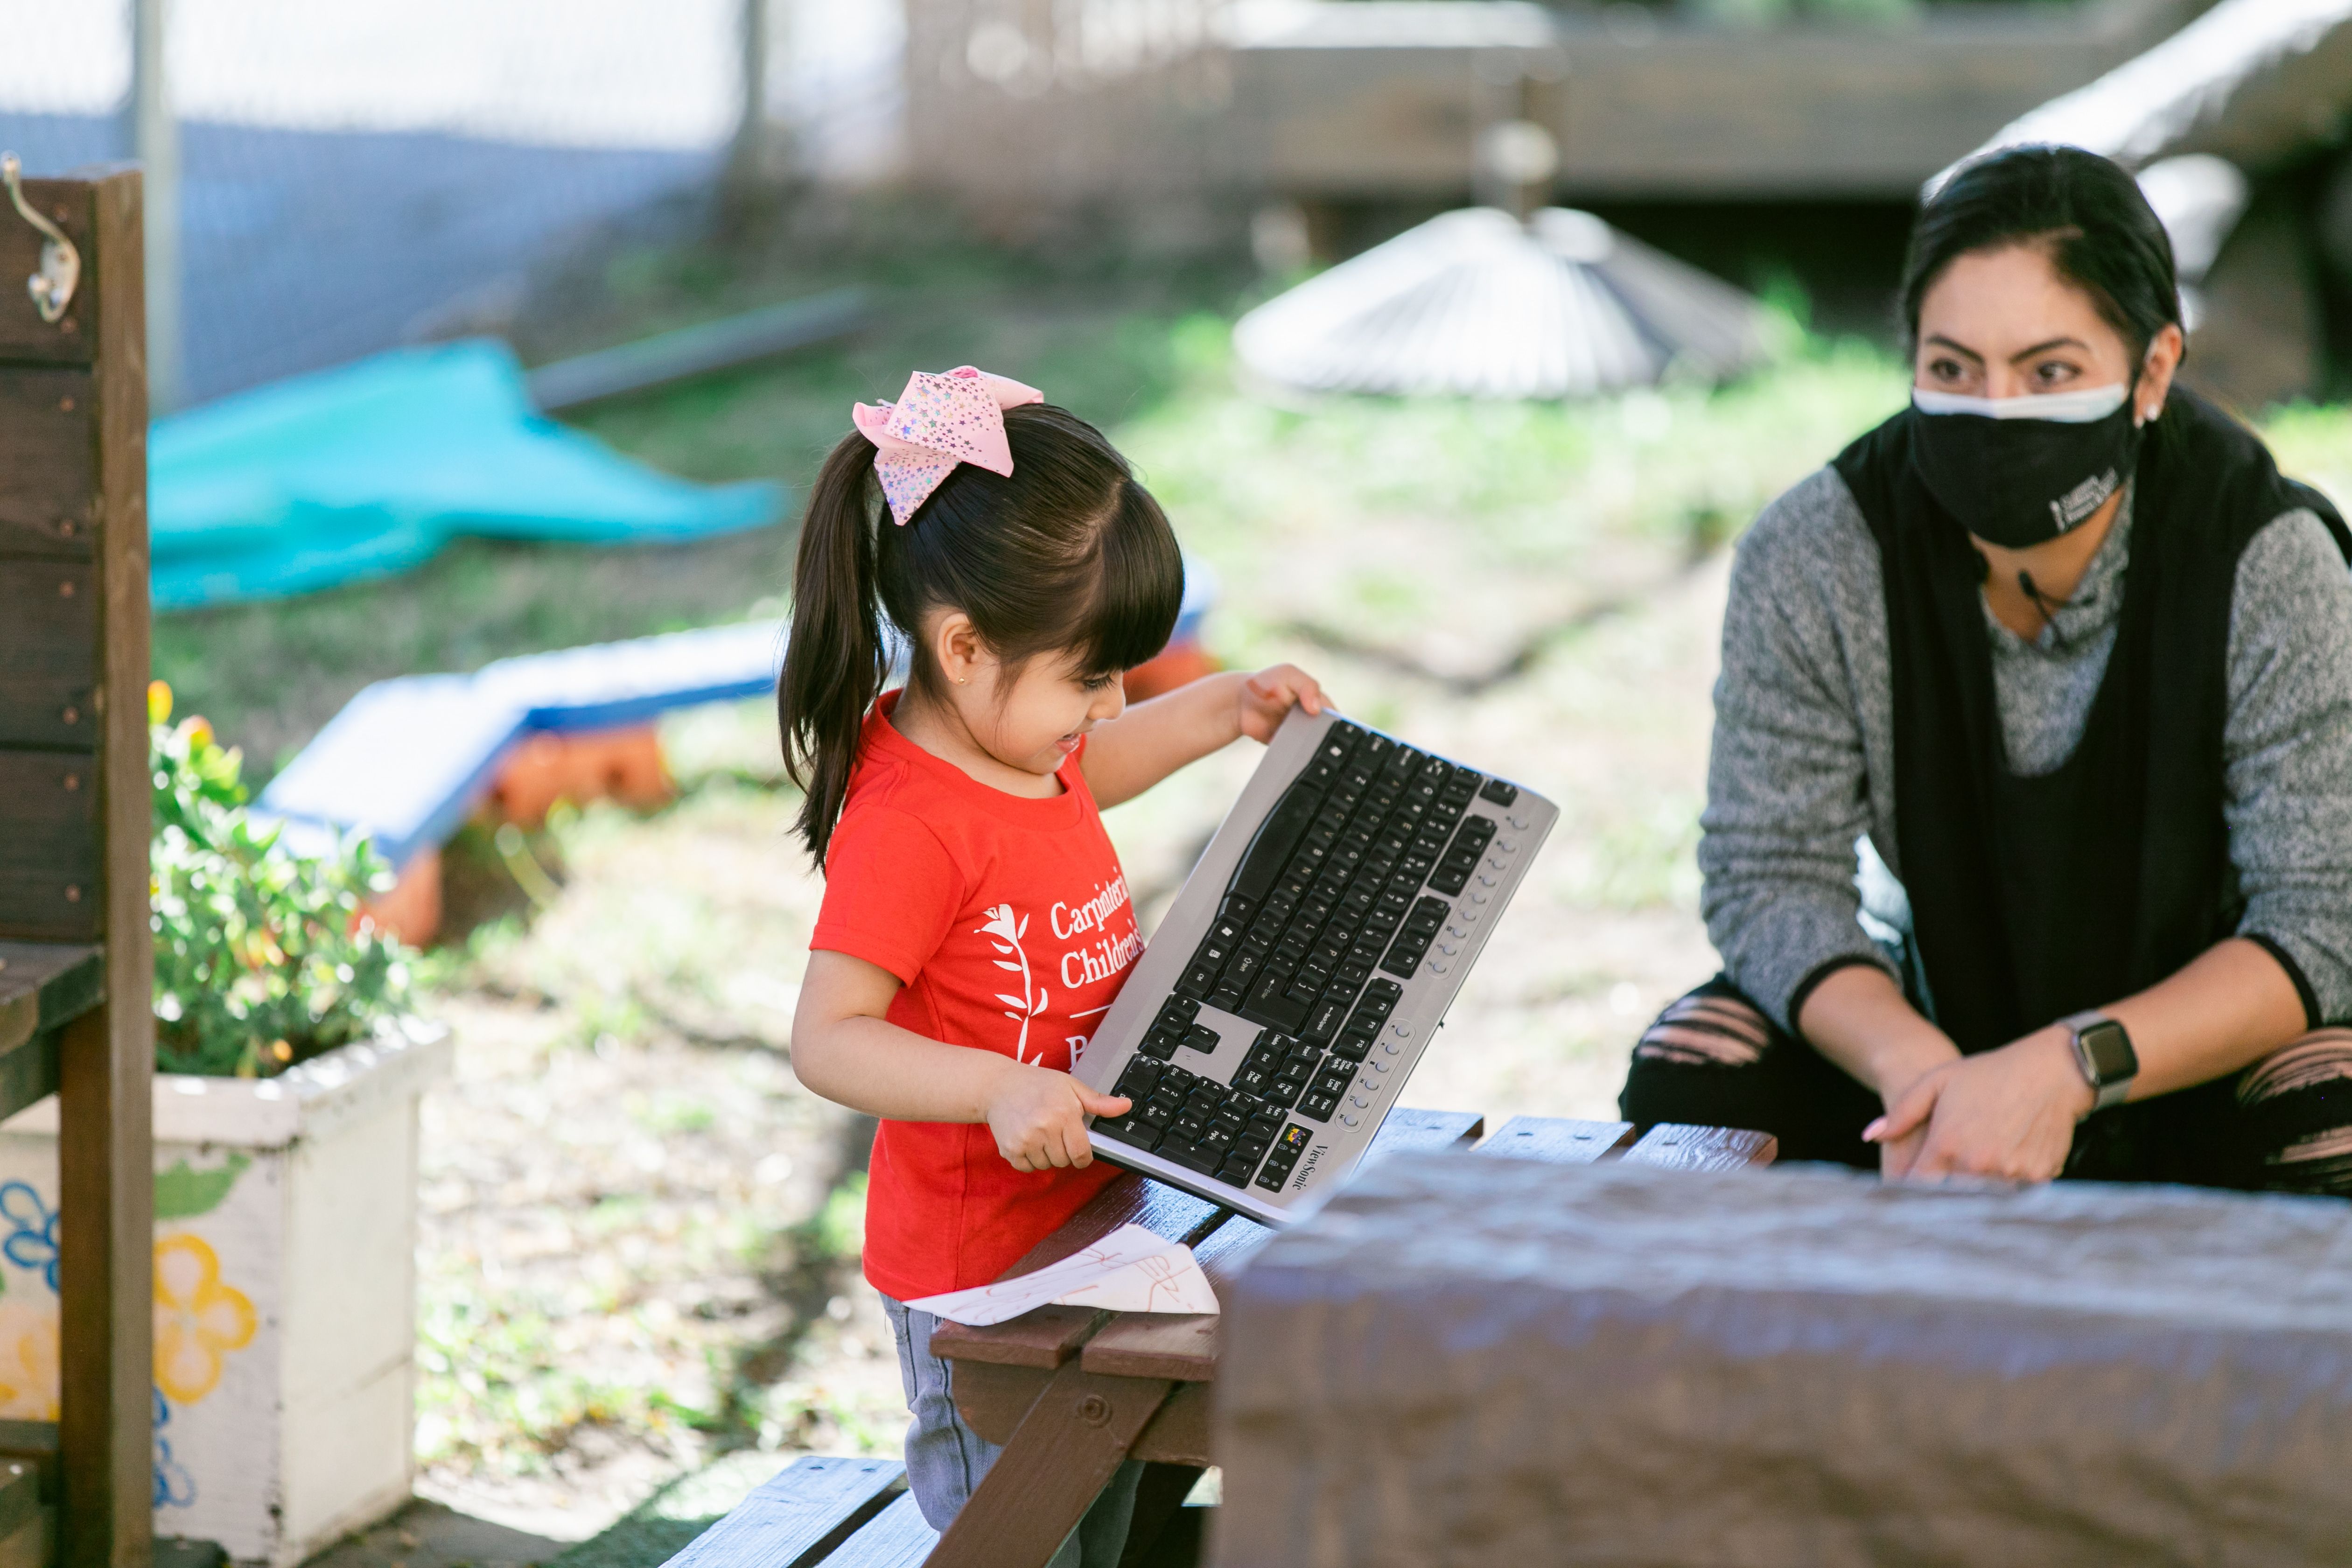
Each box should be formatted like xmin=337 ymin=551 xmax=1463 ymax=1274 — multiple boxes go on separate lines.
xmin=2061 ymin=1009 xmax=2138 ymax=1114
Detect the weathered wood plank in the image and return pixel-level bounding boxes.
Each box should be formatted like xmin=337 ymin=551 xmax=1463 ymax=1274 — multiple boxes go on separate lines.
xmin=0 ymin=368 xmax=98 ymax=560
xmin=53 ymin=161 xmax=153 ymax=1568
xmin=1128 ymin=1382 xmax=1214 ymax=1469
xmin=1622 ymin=1123 xmax=1778 ymax=1172
xmin=823 ymin=1494 xmax=935 ymax=1568
xmin=929 ymin=1360 xmax=1174 ymax=1568
xmin=1364 ymin=1106 xmax=1484 ymax=1160
xmin=656 ymin=1456 xmax=904 ymax=1568
xmin=0 ymin=943 xmax=103 ymax=1054
xmin=1475 ymin=1116 xmax=1637 ymax=1165
xmin=0 ymin=750 xmax=100 ymax=943
xmin=956 ymin=1361 xmax=1217 ymax=1467
xmin=0 ymin=944 xmax=99 ymax=1123
xmin=932 ymin=1172 xmax=1232 ymax=1371
xmin=0 ymin=175 xmax=97 ymax=365
xmin=0 ymin=559 xmax=102 ymax=749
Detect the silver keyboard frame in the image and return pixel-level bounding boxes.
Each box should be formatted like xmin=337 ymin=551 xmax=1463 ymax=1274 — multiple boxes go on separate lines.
xmin=1074 ymin=707 xmax=1556 ymax=1225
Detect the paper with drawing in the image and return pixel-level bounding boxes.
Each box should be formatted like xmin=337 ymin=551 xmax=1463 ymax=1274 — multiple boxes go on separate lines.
xmin=906 ymin=1224 xmax=1219 ymax=1326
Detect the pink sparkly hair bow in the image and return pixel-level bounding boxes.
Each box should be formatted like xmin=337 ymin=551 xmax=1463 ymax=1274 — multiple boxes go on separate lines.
xmin=852 ymin=366 xmax=1045 ymax=525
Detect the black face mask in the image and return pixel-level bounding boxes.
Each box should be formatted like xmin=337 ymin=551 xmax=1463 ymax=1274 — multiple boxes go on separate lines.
xmin=1909 ymin=383 xmax=2145 ymax=549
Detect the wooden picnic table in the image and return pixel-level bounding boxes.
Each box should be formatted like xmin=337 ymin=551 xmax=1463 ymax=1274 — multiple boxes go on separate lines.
xmin=924 ymin=1111 xmax=1775 ymax=1568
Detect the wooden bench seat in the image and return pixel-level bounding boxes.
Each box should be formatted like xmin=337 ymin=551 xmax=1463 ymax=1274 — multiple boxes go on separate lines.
xmin=659 ymin=1457 xmax=909 ymax=1568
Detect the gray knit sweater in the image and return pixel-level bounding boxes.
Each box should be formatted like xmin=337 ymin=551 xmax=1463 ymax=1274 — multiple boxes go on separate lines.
xmin=1701 ymin=467 xmax=2352 ymax=1032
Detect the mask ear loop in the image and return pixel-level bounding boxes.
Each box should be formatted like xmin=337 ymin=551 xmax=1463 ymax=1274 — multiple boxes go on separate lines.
xmin=2130 ymin=345 xmax=2161 ymax=428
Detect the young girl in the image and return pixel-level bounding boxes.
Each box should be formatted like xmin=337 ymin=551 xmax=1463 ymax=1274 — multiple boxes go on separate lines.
xmin=780 ymin=366 xmax=1324 ymax=1555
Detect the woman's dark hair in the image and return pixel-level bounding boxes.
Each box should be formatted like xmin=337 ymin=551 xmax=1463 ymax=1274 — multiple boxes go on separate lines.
xmin=779 ymin=401 xmax=1184 ymax=868
xmin=1899 ymin=144 xmax=2182 ymax=363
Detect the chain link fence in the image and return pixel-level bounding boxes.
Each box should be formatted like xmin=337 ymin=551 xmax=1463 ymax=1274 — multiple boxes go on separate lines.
xmin=0 ymin=0 xmax=904 ymax=406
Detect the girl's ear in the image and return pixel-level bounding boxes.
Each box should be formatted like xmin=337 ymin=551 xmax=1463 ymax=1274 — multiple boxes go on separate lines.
xmin=932 ymin=611 xmax=985 ymax=687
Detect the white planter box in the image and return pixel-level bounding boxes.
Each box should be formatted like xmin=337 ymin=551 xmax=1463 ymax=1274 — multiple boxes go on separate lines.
xmin=0 ymin=1022 xmax=452 ymax=1567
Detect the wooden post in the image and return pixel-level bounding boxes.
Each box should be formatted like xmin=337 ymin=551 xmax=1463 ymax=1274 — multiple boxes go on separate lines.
xmin=0 ymin=162 xmax=155 ymax=1568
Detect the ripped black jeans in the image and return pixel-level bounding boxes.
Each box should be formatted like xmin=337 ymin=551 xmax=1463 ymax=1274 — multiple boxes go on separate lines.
xmin=1617 ymin=974 xmax=2352 ymax=1196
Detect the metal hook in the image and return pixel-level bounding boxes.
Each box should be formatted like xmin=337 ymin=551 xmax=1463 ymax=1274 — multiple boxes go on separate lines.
xmin=0 ymin=153 xmax=80 ymax=325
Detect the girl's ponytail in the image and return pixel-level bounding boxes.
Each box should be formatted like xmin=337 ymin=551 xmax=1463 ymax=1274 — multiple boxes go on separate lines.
xmin=779 ymin=433 xmax=886 ymax=868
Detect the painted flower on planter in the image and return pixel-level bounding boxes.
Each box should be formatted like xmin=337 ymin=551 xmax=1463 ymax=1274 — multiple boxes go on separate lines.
xmin=0 ymin=1301 xmax=58 ymax=1421
xmin=0 ymin=1183 xmax=58 ymax=1293
xmin=152 ymin=1388 xmax=196 ymax=1510
xmin=153 ymin=1235 xmax=256 ymax=1404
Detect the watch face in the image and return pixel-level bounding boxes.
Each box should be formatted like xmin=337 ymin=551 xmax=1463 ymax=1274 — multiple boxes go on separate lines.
xmin=2077 ymin=1020 xmax=2137 ymax=1084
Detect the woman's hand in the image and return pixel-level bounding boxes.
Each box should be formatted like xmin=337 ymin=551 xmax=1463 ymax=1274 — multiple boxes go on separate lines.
xmin=1237 ymin=664 xmax=1327 ymax=743
xmin=1866 ymin=1026 xmax=2093 ymax=1183
xmin=984 ymin=1062 xmax=1131 ymax=1173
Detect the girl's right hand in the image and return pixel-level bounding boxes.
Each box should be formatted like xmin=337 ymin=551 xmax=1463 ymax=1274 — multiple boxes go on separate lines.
xmin=986 ymin=1063 xmax=1131 ymax=1172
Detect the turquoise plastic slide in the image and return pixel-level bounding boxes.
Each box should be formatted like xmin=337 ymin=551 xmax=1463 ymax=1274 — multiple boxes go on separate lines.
xmin=150 ymin=339 xmax=782 ymax=611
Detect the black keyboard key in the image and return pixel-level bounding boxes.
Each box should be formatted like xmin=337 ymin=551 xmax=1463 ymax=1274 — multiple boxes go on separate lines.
xmin=1176 ymin=963 xmax=1217 ymax=1001
xmin=1218 ymin=893 xmax=1256 ymax=924
xmin=1274 ymin=1058 xmax=1314 ymax=1088
xmin=1263 ymin=1078 xmax=1303 ymax=1110
xmin=1379 ymin=938 xmax=1428 ymax=978
xmin=1231 ymin=783 xmax=1323 ymax=905
xmin=1115 ymin=1059 xmax=1164 ymax=1099
xmin=1297 ymin=1089 xmax=1341 ymax=1123
xmin=1162 ymin=1140 xmax=1223 ymax=1176
xmin=1407 ymin=896 xmax=1449 ymax=931
xmin=1155 ymin=995 xmax=1200 ymax=1028
xmin=1329 ymin=1034 xmax=1371 ymax=1063
xmin=1208 ymin=982 xmax=1247 ymax=1013
xmin=1212 ymin=1154 xmax=1258 ymax=1188
xmin=1140 ymin=1096 xmax=1180 ymax=1127
xmin=1223 ymin=947 xmax=1267 ymax=994
xmin=1137 ymin=1029 xmax=1178 ymax=1062
xmin=1177 ymin=1024 xmax=1218 ymax=1054
xmin=1094 ymin=1115 xmax=1162 ymax=1152
xmin=1234 ymin=1065 xmax=1277 ymax=1098
xmin=1361 ymin=978 xmax=1403 ymax=1017
xmin=1428 ymin=862 xmax=1472 ymax=897
xmin=1169 ymin=1112 xmax=1208 ymax=1143
xmin=1479 ymin=777 xmax=1520 ymax=806
xmin=1245 ymin=975 xmax=1311 ymax=1034
xmin=1301 ymin=995 xmax=1347 ymax=1045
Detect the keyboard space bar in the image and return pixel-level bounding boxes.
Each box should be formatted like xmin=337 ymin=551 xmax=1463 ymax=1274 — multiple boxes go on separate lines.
xmin=1230 ymin=782 xmax=1320 ymax=905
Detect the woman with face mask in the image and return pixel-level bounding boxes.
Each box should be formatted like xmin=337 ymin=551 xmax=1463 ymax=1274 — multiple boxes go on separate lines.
xmin=1619 ymin=144 xmax=2352 ymax=1192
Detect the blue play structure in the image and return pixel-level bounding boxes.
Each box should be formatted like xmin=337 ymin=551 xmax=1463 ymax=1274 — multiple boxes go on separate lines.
xmin=151 ymin=339 xmax=781 ymax=610
xmin=256 ymin=561 xmax=1218 ymax=871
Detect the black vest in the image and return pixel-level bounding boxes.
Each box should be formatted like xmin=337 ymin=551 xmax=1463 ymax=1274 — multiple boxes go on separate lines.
xmin=1832 ymin=389 xmax=2352 ymax=1055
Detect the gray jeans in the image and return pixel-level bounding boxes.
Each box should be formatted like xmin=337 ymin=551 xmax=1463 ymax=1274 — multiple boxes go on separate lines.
xmin=881 ymin=1294 xmax=1143 ymax=1564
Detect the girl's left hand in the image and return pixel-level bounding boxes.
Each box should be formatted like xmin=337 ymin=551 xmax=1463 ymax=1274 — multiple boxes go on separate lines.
xmin=1238 ymin=664 xmax=1328 ymax=743
xmin=1864 ymin=1026 xmax=2093 ymax=1183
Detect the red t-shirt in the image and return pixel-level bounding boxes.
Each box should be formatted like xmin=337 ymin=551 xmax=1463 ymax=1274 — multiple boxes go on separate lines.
xmin=812 ymin=693 xmax=1140 ymax=1301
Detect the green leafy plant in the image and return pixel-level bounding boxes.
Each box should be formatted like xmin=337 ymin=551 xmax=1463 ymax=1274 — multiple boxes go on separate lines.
xmin=149 ymin=682 xmax=413 ymax=1078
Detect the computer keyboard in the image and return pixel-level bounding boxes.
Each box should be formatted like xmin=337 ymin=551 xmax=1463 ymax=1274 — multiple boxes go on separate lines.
xmin=1073 ymin=706 xmax=1555 ymax=1225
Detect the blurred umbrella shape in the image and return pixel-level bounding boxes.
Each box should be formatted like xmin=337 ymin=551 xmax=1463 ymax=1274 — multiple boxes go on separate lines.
xmin=1234 ymin=203 xmax=1776 ymax=402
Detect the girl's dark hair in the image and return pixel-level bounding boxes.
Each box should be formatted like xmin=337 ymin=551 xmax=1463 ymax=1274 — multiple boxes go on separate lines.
xmin=779 ymin=401 xmax=1184 ymax=868
xmin=1899 ymin=144 xmax=2183 ymax=363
